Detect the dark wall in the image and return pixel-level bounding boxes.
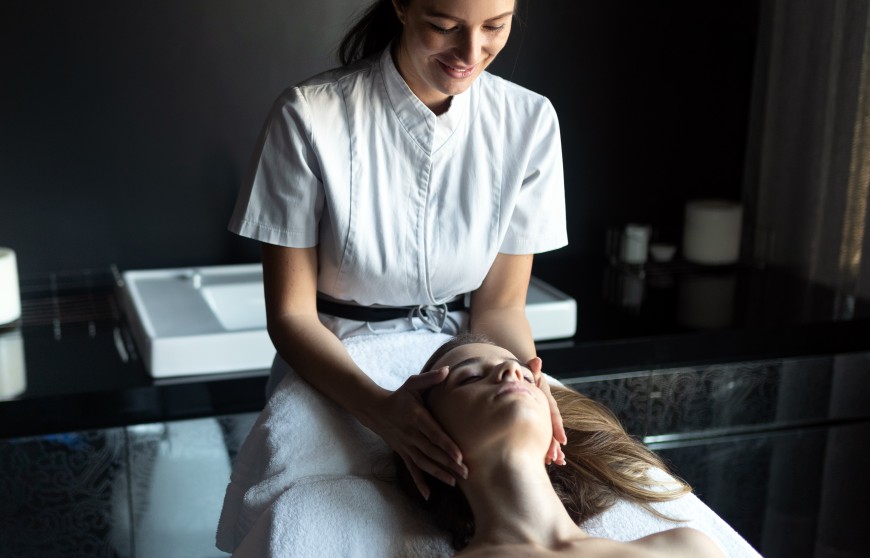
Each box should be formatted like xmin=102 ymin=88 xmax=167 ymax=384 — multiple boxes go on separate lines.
xmin=493 ymin=0 xmax=760 ymax=260
xmin=1 ymin=1 xmax=760 ymax=275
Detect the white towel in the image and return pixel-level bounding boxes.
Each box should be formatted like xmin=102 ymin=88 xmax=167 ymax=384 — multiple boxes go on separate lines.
xmin=216 ymin=331 xmax=762 ymax=557
xmin=584 ymin=468 xmax=761 ymax=557
xmin=229 ymin=475 xmax=452 ymax=558
xmin=216 ymin=331 xmax=452 ymax=553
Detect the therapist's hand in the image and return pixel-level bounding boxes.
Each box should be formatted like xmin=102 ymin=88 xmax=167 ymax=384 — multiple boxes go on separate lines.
xmin=528 ymin=356 xmax=567 ymax=466
xmin=369 ymin=366 xmax=467 ymax=500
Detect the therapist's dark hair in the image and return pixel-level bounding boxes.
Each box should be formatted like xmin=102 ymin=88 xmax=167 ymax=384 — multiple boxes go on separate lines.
xmin=338 ymin=0 xmax=523 ymax=66
xmin=396 ymin=333 xmax=693 ymax=550
xmin=339 ymin=0 xmax=406 ymax=66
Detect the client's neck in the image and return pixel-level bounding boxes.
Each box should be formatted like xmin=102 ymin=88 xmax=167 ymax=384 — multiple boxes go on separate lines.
xmin=460 ymin=451 xmax=586 ymax=550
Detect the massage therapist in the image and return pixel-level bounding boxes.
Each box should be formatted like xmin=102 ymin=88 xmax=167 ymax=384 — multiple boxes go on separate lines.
xmin=228 ymin=0 xmax=569 ymax=499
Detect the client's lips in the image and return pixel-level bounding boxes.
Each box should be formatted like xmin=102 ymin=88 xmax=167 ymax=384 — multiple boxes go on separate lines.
xmin=495 ymin=383 xmax=532 ymax=398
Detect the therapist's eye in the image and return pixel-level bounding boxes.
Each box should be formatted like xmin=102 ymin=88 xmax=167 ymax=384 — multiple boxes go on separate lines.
xmin=430 ymin=23 xmax=458 ymax=34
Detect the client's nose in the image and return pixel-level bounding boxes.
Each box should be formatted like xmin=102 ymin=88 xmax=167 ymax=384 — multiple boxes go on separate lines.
xmin=497 ymin=362 xmax=525 ymax=383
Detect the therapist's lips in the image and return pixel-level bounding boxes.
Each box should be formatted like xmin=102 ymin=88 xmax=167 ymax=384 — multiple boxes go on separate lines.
xmin=437 ymin=59 xmax=476 ymax=79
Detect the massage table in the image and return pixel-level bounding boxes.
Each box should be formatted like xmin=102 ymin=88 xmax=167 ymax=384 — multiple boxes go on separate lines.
xmin=216 ymin=331 xmax=762 ymax=557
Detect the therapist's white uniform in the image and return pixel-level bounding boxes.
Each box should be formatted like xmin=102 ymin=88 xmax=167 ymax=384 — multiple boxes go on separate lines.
xmin=229 ymin=46 xmax=567 ymax=391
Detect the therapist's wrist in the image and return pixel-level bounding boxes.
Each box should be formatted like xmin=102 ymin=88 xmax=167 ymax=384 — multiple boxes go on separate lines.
xmin=350 ymin=384 xmax=391 ymax=430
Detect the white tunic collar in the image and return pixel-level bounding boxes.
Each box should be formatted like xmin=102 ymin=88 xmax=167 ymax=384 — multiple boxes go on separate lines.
xmin=379 ymin=45 xmax=470 ymax=154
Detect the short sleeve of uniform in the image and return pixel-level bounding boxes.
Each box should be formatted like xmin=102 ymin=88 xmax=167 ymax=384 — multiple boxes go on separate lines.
xmin=228 ymin=87 xmax=324 ymax=247
xmin=500 ymin=99 xmax=568 ymax=255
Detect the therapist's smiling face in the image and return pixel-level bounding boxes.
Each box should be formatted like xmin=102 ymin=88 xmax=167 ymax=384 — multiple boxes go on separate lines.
xmin=392 ymin=0 xmax=515 ymax=113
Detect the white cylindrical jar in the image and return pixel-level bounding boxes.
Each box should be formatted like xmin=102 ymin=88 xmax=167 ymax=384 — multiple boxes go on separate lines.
xmin=0 ymin=330 xmax=26 ymax=400
xmin=620 ymin=223 xmax=651 ymax=265
xmin=682 ymin=200 xmax=743 ymax=265
xmin=0 ymin=248 xmax=21 ymax=325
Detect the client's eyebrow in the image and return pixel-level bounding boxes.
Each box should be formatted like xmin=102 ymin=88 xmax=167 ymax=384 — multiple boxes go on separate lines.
xmin=449 ymin=356 xmax=483 ymax=370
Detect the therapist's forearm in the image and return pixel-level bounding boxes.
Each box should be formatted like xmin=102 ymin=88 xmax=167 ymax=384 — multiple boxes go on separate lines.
xmin=266 ymin=313 xmax=389 ymax=427
xmin=469 ymin=306 xmax=537 ymax=364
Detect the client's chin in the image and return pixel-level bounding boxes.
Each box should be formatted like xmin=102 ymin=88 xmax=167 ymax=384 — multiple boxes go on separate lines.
xmin=460 ymin=404 xmax=552 ymax=464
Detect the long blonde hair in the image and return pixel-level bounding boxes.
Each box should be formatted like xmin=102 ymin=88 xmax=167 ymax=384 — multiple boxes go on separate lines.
xmin=398 ymin=333 xmax=691 ymax=550
xmin=548 ymin=385 xmax=691 ymax=524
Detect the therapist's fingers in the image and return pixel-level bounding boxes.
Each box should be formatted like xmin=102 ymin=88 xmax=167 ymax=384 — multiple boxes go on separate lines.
xmin=401 ymin=411 xmax=466 ymax=496
xmin=411 ymin=402 xmax=466 ymax=478
xmin=416 ymin=421 xmax=468 ymax=478
xmin=527 ymin=356 xmax=543 ymax=375
xmin=381 ymin=421 xmax=458 ymax=497
xmin=535 ymin=368 xmax=567 ymax=446
xmin=413 ymin=410 xmax=467 ymax=480
xmin=404 ymin=365 xmax=450 ymax=395
xmin=546 ymin=437 xmax=567 ymax=466
xmin=403 ymin=367 xmax=465 ymax=466
xmin=550 ymin=396 xmax=567 ymax=445
xmin=401 ymin=454 xmax=433 ymax=500
xmin=391 ymin=370 xmax=466 ymax=477
xmin=527 ymin=357 xmax=566 ymax=466
xmin=406 ymin=445 xmax=458 ymax=490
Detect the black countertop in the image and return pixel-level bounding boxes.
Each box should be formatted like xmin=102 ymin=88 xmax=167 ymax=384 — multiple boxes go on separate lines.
xmin=533 ymin=257 xmax=870 ymax=373
xmin=2 ymin=259 xmax=869 ymax=438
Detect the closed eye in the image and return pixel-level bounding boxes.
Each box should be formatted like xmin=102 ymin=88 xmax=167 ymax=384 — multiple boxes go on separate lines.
xmin=430 ymin=23 xmax=458 ymax=34
xmin=431 ymin=23 xmax=505 ymax=35
xmin=458 ymin=375 xmax=482 ymax=386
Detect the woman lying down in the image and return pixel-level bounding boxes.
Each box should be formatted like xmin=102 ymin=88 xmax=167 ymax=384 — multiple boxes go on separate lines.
xmin=396 ymin=333 xmax=726 ymax=558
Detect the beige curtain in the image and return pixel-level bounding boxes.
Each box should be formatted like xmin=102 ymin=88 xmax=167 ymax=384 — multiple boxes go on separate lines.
xmin=745 ymin=0 xmax=870 ymax=304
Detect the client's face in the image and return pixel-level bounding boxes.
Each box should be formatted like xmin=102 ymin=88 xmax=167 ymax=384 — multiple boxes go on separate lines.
xmin=426 ymin=343 xmax=552 ymax=460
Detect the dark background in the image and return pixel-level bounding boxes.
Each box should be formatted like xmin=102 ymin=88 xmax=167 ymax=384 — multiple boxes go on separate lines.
xmin=0 ymin=0 xmax=760 ymax=275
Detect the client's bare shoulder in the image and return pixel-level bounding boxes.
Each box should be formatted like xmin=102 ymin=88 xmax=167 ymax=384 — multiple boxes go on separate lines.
xmin=456 ymin=527 xmax=725 ymax=558
xmin=626 ymin=527 xmax=726 ymax=557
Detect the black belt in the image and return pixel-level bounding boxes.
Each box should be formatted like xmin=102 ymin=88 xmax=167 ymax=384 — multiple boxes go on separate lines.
xmin=316 ymin=297 xmax=467 ymax=322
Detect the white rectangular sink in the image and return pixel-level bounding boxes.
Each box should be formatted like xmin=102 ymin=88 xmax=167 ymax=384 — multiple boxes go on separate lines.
xmin=526 ymin=276 xmax=578 ymax=342
xmin=200 ymin=282 xmax=267 ymax=331
xmin=121 ymin=264 xmax=576 ymax=378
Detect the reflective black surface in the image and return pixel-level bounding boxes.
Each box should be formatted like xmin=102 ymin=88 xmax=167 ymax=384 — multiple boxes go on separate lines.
xmin=0 ymin=418 xmax=249 ymax=558
xmin=565 ymin=351 xmax=870 ymax=558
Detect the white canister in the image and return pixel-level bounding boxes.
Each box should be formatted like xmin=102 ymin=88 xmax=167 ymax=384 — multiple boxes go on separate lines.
xmin=0 ymin=330 xmax=26 ymax=400
xmin=0 ymin=248 xmax=21 ymax=325
xmin=683 ymin=200 xmax=743 ymax=265
xmin=620 ymin=224 xmax=652 ymax=265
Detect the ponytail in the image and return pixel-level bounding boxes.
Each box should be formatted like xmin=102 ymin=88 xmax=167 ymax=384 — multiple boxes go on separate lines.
xmin=338 ymin=0 xmax=407 ymax=66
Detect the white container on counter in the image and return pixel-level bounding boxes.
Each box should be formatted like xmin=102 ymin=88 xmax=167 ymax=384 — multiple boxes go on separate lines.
xmin=621 ymin=223 xmax=652 ymax=265
xmin=0 ymin=330 xmax=26 ymax=400
xmin=0 ymin=248 xmax=21 ymax=325
xmin=683 ymin=200 xmax=743 ymax=265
